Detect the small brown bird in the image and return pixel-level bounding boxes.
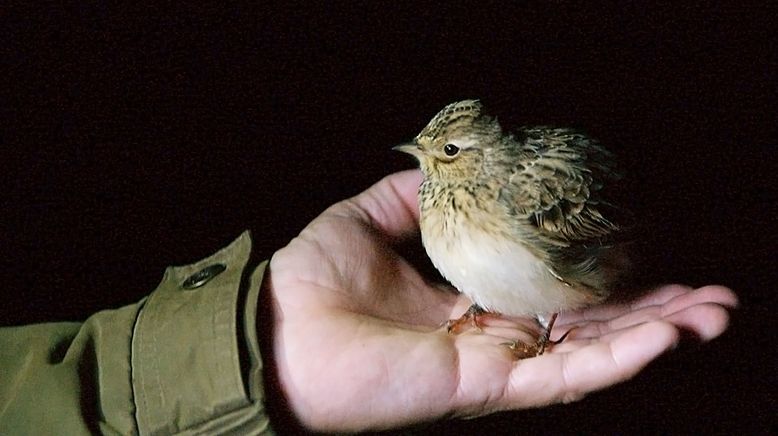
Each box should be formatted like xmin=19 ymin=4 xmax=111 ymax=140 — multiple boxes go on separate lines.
xmin=395 ymin=100 xmax=629 ymax=356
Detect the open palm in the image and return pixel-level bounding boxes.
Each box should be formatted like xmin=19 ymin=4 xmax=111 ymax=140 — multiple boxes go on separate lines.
xmin=265 ymin=170 xmax=737 ymax=432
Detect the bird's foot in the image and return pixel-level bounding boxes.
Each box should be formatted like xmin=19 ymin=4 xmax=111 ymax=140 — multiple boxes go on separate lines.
xmin=502 ymin=312 xmax=577 ymax=359
xmin=446 ymin=304 xmax=498 ymax=334
xmin=502 ymin=329 xmax=576 ymax=359
xmin=502 ymin=339 xmax=542 ymax=359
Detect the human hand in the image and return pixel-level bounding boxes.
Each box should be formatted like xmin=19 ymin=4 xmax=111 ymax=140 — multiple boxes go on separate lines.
xmin=264 ymin=170 xmax=738 ymax=432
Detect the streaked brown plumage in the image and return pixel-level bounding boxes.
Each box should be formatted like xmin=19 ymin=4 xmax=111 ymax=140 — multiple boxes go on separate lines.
xmin=395 ymin=99 xmax=629 ymax=355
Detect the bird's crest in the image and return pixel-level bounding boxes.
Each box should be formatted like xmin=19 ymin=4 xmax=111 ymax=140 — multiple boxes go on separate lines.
xmin=416 ymin=99 xmax=482 ymax=141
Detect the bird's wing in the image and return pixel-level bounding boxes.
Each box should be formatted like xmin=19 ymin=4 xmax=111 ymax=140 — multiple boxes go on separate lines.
xmin=498 ymin=127 xmax=623 ymax=247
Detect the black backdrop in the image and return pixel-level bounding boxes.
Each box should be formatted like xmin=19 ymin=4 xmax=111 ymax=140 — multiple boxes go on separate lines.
xmin=3 ymin=3 xmax=775 ymax=434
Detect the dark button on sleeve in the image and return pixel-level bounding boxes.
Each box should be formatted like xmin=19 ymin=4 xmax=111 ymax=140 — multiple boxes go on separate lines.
xmin=181 ymin=263 xmax=227 ymax=289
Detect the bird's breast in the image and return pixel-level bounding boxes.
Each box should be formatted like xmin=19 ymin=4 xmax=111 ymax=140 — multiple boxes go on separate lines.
xmin=419 ymin=185 xmax=595 ymax=315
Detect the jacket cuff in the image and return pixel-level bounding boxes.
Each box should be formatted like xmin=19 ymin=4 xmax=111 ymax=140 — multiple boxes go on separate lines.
xmin=132 ymin=231 xmax=273 ymax=435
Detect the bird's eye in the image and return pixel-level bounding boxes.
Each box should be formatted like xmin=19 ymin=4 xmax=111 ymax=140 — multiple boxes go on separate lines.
xmin=443 ymin=143 xmax=460 ymax=156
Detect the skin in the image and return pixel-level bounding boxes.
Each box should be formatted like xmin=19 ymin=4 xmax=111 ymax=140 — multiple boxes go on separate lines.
xmin=263 ymin=169 xmax=737 ymax=432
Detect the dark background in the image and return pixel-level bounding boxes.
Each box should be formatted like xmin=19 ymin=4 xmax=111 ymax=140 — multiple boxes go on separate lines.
xmin=3 ymin=3 xmax=775 ymax=434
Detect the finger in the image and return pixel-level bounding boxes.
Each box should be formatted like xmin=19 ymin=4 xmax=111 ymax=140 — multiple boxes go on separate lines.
xmin=557 ymin=285 xmax=689 ymax=325
xmin=556 ymin=309 xmax=664 ymax=341
xmin=634 ymin=284 xmax=738 ymax=312
xmin=331 ymin=169 xmax=423 ymax=240
xmin=558 ymin=285 xmax=738 ymax=326
xmin=556 ymin=303 xmax=629 ymax=326
xmin=657 ymin=285 xmax=739 ymax=313
xmin=663 ymin=302 xmax=732 ymax=341
xmin=628 ymin=285 xmax=737 ymax=329
xmin=503 ymin=321 xmax=679 ymax=408
xmin=557 ymin=287 xmax=737 ymax=340
xmin=630 ymin=284 xmax=694 ymax=308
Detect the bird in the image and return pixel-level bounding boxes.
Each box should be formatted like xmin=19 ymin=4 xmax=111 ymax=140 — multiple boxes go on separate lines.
xmin=394 ymin=99 xmax=630 ymax=357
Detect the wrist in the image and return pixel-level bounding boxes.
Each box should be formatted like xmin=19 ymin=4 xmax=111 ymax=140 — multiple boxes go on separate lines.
xmin=256 ymin=261 xmax=308 ymax=432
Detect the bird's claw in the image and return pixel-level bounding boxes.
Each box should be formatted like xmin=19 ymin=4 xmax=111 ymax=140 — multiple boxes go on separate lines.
xmin=502 ymin=326 xmax=577 ymax=359
xmin=446 ymin=304 xmax=495 ymax=334
xmin=501 ymin=340 xmax=541 ymax=359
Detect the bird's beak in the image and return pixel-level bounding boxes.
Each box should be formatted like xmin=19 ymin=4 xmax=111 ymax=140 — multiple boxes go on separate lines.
xmin=392 ymin=143 xmax=423 ymax=157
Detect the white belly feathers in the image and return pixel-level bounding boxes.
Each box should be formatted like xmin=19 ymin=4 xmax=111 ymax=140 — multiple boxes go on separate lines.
xmin=421 ymin=211 xmax=591 ymax=316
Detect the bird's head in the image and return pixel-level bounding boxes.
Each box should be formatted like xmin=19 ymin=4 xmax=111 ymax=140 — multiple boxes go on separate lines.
xmin=394 ymin=99 xmax=503 ymax=181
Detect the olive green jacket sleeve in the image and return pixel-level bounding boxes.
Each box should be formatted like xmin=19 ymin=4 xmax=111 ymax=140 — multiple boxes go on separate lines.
xmin=0 ymin=232 xmax=275 ymax=435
